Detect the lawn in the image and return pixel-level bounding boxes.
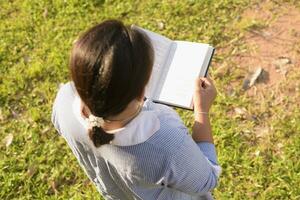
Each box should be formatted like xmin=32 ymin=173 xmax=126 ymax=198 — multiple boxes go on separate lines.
xmin=1 ymin=0 xmax=300 ymax=199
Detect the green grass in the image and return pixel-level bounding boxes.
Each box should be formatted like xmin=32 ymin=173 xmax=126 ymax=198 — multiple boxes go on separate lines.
xmin=1 ymin=0 xmax=300 ymax=199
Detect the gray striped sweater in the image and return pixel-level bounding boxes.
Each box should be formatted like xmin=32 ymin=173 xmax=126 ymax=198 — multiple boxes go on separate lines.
xmin=51 ymin=82 xmax=221 ymax=200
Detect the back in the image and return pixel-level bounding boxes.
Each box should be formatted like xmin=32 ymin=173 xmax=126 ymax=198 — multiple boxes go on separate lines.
xmin=51 ymin=82 xmax=221 ymax=200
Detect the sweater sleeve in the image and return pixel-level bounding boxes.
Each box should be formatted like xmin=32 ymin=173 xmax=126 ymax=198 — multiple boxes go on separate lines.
xmin=50 ymin=82 xmax=76 ymax=136
xmin=197 ymin=142 xmax=218 ymax=165
xmin=165 ymin=134 xmax=221 ymax=196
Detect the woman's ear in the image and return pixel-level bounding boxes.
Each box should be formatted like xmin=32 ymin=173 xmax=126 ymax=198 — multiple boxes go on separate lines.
xmin=137 ymin=87 xmax=146 ymax=102
xmin=80 ymin=100 xmax=91 ymax=119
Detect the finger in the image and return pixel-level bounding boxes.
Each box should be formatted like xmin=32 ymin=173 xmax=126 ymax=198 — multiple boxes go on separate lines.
xmin=194 ymin=78 xmax=202 ymax=88
xmin=201 ymin=79 xmax=206 ymax=88
xmin=200 ymin=77 xmax=212 ymax=87
xmin=203 ymin=77 xmax=214 ymax=86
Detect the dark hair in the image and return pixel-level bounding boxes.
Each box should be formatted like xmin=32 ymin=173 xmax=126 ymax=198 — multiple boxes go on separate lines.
xmin=69 ymin=20 xmax=154 ymax=147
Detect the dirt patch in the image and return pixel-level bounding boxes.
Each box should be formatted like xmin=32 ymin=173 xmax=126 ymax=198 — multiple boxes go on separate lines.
xmin=215 ymin=1 xmax=300 ymax=105
xmin=235 ymin=2 xmax=300 ymax=89
xmin=217 ymin=1 xmax=300 ymax=141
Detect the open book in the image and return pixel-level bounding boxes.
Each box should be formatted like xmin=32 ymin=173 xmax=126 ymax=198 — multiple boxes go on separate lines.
xmin=133 ymin=26 xmax=215 ymax=110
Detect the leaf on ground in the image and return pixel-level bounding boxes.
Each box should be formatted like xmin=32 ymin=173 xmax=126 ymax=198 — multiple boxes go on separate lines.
xmin=43 ymin=8 xmax=48 ymax=18
xmin=274 ymin=57 xmax=291 ymax=67
xmin=11 ymin=110 xmax=19 ymax=118
xmin=242 ymin=67 xmax=263 ymax=90
xmin=42 ymin=127 xmax=50 ymax=134
xmin=274 ymin=57 xmax=292 ymax=75
xmin=234 ymin=107 xmax=248 ymax=115
xmin=277 ymin=143 xmax=284 ymax=149
xmin=254 ymin=126 xmax=270 ymax=138
xmin=275 ymin=142 xmax=285 ymax=156
xmin=215 ymin=63 xmax=229 ymax=77
xmin=233 ymin=107 xmax=256 ymax=121
xmin=0 ymin=109 xmax=4 ymax=122
xmin=248 ymin=67 xmax=263 ymax=87
xmin=50 ymin=180 xmax=58 ymax=194
xmin=157 ymin=22 xmax=165 ymax=30
xmin=3 ymin=134 xmax=13 ymax=147
xmin=234 ymin=107 xmax=250 ymax=119
xmin=83 ymin=179 xmax=91 ymax=186
xmin=27 ymin=166 xmax=37 ymax=178
xmin=23 ymin=55 xmax=31 ymax=64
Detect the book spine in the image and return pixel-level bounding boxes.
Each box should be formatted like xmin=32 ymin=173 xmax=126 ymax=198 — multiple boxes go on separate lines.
xmin=205 ymin=48 xmax=215 ymax=77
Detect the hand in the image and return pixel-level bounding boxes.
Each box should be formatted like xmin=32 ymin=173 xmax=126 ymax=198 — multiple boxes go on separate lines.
xmin=193 ymin=77 xmax=217 ymax=113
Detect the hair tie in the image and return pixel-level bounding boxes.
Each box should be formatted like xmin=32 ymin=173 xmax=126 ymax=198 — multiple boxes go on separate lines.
xmin=86 ymin=114 xmax=104 ymax=128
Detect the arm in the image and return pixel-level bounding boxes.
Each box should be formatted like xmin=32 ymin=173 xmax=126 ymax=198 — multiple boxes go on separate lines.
xmin=192 ymin=77 xmax=221 ymax=167
xmin=192 ymin=77 xmax=217 ymax=144
xmin=192 ymin=115 xmax=213 ymax=143
xmin=164 ymin=79 xmax=221 ymax=195
xmin=165 ymin=133 xmax=220 ymax=195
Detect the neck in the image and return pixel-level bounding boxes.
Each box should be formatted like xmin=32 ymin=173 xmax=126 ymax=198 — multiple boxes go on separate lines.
xmin=81 ymin=99 xmax=143 ymax=132
xmin=102 ymin=100 xmax=143 ymax=131
xmin=106 ymin=100 xmax=141 ymax=121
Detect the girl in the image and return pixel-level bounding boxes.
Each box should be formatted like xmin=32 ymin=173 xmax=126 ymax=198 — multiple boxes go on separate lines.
xmin=51 ymin=20 xmax=221 ymax=200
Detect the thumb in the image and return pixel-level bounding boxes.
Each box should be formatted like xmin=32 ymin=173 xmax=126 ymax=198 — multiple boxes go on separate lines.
xmin=194 ymin=78 xmax=204 ymax=91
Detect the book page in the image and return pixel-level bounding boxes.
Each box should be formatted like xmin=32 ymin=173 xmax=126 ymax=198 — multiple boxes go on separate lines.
xmin=152 ymin=43 xmax=177 ymax=99
xmin=157 ymin=41 xmax=211 ymax=108
xmin=132 ymin=26 xmax=173 ymax=99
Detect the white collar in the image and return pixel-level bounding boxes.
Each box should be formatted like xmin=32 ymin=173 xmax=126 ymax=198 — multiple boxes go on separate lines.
xmin=110 ymin=110 xmax=160 ymax=146
xmin=72 ymin=95 xmax=160 ymax=146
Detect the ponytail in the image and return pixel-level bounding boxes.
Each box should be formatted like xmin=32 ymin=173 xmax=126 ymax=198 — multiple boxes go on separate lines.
xmin=70 ymin=20 xmax=153 ymax=148
xmin=88 ymin=126 xmax=114 ymax=147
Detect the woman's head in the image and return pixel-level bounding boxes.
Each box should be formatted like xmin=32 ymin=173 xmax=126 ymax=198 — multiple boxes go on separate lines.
xmin=69 ymin=20 xmax=154 ymax=146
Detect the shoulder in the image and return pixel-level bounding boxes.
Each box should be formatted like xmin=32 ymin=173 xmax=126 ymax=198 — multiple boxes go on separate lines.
xmin=111 ymin=99 xmax=190 ymax=153
xmin=53 ymin=82 xmax=77 ymax=105
xmin=52 ymin=81 xmax=76 ymax=124
xmin=51 ymin=81 xmax=91 ymax=144
xmin=143 ymin=100 xmax=187 ymax=130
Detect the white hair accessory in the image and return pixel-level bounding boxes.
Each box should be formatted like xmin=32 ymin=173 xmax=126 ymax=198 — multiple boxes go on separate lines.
xmin=87 ymin=114 xmax=104 ymax=128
